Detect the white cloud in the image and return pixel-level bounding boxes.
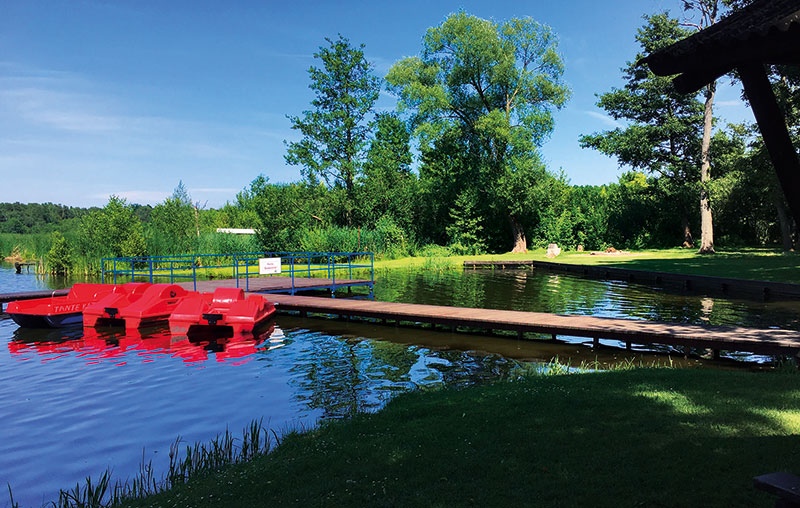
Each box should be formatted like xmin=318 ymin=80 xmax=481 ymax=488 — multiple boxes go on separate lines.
xmin=584 ymin=110 xmax=624 ymax=128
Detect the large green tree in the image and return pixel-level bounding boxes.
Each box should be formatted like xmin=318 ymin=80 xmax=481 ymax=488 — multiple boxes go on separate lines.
xmin=77 ymin=196 xmax=147 ymax=264
xmin=387 ymin=12 xmax=570 ymax=253
xmin=149 ymin=181 xmax=195 ymax=255
xmin=285 ymin=35 xmax=380 ymax=226
xmin=682 ymin=0 xmax=724 ymax=253
xmin=357 ymin=113 xmax=417 ymax=232
xmin=580 ymin=13 xmax=704 ymax=247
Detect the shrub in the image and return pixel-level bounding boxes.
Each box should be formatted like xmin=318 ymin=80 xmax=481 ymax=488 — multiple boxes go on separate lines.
xmin=47 ymin=231 xmax=72 ymax=274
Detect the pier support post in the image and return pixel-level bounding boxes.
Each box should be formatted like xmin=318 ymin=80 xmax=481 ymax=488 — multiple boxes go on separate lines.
xmin=712 ymin=349 xmax=720 ymax=361
xmin=626 ymin=341 xmax=632 ymax=351
xmin=593 ymin=337 xmax=600 ymax=348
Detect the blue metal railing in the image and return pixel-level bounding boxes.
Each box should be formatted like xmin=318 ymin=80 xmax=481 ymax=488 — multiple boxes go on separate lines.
xmin=100 ymin=251 xmax=374 ymax=296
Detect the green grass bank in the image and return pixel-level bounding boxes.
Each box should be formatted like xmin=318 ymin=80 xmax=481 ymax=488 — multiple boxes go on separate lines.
xmin=376 ymin=248 xmax=800 ymax=284
xmin=124 ymin=367 xmax=800 ymax=507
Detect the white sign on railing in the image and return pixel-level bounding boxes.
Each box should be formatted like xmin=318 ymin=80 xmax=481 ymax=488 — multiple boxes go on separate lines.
xmin=258 ymin=257 xmax=282 ymax=275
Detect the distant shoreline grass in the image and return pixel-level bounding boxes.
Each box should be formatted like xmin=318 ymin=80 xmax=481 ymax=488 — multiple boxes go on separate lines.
xmin=374 ymin=247 xmax=800 ymax=284
xmin=117 ymin=366 xmax=799 ymax=508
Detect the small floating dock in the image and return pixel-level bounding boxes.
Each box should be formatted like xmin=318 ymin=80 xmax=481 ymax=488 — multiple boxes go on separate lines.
xmin=464 ymin=259 xmax=800 ymax=300
xmin=268 ymin=294 xmax=800 ymax=357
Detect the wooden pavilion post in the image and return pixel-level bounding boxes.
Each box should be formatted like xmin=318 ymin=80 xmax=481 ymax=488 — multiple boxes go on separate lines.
xmin=738 ymin=62 xmax=800 ymax=223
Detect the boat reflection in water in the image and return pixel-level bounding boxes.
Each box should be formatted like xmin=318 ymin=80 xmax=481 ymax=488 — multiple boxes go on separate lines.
xmin=7 ymin=322 xmax=279 ymax=366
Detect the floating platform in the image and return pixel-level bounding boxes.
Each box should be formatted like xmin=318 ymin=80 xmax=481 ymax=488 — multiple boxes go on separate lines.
xmin=268 ymin=294 xmax=800 ymax=357
xmin=464 ymin=259 xmax=800 ymax=300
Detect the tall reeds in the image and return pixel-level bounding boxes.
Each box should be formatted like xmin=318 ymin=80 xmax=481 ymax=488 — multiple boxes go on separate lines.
xmin=6 ymin=419 xmax=276 ymax=508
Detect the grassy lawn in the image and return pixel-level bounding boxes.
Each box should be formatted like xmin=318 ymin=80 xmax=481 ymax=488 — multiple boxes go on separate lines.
xmin=374 ymin=248 xmax=800 ymax=284
xmin=125 ymin=367 xmax=800 ymax=507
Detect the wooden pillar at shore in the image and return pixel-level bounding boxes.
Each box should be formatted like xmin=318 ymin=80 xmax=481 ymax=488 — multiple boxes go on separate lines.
xmin=739 ymin=62 xmax=800 ymax=223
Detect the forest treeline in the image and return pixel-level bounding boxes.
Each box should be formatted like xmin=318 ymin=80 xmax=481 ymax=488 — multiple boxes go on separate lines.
xmin=2 ymin=3 xmax=798 ymax=274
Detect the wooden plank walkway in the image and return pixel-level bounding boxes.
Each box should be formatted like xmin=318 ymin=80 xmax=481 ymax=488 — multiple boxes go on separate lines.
xmin=268 ymin=294 xmax=800 ymax=356
xmin=464 ymin=259 xmax=800 ymax=300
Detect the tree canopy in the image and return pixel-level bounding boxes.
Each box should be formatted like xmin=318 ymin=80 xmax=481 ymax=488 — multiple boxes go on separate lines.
xmin=285 ymin=34 xmax=380 ymax=225
xmin=387 ymin=12 xmax=570 ymax=252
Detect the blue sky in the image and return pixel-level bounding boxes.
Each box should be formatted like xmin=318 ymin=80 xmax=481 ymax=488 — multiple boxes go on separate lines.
xmin=1 ymin=0 xmax=754 ymax=208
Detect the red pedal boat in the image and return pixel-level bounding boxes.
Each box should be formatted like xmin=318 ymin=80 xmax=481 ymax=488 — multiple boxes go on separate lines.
xmin=169 ymin=287 xmax=276 ymax=335
xmin=84 ymin=283 xmax=193 ymax=330
xmin=6 ymin=283 xmax=117 ymax=328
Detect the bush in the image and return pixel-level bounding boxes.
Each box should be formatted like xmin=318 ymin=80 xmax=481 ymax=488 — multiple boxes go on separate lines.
xmin=47 ymin=231 xmax=72 ymax=274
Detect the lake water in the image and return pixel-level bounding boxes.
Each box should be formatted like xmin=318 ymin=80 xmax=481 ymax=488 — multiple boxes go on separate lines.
xmin=2 ymin=265 xmax=799 ymax=506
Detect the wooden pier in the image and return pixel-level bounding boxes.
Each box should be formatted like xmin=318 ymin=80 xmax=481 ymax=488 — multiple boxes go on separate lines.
xmin=268 ymin=294 xmax=800 ymax=357
xmin=464 ymin=259 xmax=800 ymax=300
xmin=3 ymin=280 xmax=800 ymax=357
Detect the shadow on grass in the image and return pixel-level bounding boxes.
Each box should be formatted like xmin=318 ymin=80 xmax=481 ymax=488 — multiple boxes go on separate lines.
xmin=126 ymin=368 xmax=800 ymax=508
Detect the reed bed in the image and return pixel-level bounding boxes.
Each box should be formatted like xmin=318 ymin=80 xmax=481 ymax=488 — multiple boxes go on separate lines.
xmin=7 ymin=419 xmax=275 ymax=508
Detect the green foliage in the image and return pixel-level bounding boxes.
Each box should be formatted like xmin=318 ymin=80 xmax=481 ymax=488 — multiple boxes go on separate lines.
xmin=47 ymin=231 xmax=72 ymax=274
xmin=580 ymin=13 xmax=703 ymax=245
xmin=446 ymin=189 xmax=487 ymax=255
xmin=388 ymin=12 xmax=570 ymax=251
xmin=148 ymin=181 xmax=196 ymax=255
xmin=0 ymin=202 xmax=93 ymax=235
xmin=285 ymin=34 xmax=380 ymax=225
xmin=357 ymin=113 xmax=417 ymax=231
xmin=77 ymin=196 xmax=147 ymax=268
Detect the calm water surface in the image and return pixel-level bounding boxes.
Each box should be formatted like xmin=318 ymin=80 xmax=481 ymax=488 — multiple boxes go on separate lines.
xmin=2 ymin=265 xmax=800 ymax=506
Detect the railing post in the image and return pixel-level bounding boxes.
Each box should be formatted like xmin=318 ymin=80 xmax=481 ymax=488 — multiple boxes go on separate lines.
xmin=290 ymin=254 xmax=295 ymax=295
xmin=332 ymin=253 xmax=336 ymax=297
xmin=113 ymin=259 xmax=117 ymax=285
xmin=349 ymin=254 xmax=352 ymax=280
xmin=131 ymin=259 xmax=135 ymax=282
xmin=149 ymin=258 xmax=154 ymax=283
xmin=234 ymin=254 xmax=239 ymax=288
xmin=101 ymin=258 xmax=105 ymax=284
xmin=370 ymin=253 xmax=374 ymax=299
xmin=170 ymin=261 xmax=174 ymax=284
xmin=192 ymin=261 xmax=197 ymax=291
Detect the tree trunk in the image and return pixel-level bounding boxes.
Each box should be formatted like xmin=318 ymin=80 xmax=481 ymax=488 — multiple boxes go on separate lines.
xmin=773 ymin=186 xmax=794 ymax=251
xmin=698 ymin=81 xmax=715 ymax=254
xmin=681 ymin=214 xmax=694 ymax=248
xmin=508 ymin=214 xmax=527 ymax=253
xmin=193 ymin=203 xmax=201 ymax=238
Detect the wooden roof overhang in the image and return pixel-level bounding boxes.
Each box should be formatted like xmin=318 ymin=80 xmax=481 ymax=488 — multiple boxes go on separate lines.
xmin=642 ymin=0 xmax=800 ymax=222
